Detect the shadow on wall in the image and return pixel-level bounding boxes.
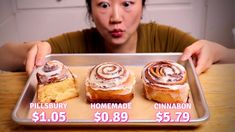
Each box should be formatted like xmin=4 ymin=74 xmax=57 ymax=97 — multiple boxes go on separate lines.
xmin=233 ymin=28 xmax=235 ymax=45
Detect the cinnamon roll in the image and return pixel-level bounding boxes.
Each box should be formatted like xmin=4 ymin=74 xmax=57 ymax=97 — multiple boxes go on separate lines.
xmin=36 ymin=60 xmax=78 ymax=103
xmin=142 ymin=61 xmax=189 ymax=103
xmin=85 ymin=62 xmax=136 ymax=103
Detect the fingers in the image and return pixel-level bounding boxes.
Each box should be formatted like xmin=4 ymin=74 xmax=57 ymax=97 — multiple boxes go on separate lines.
xmin=195 ymin=60 xmax=211 ymax=75
xmin=35 ymin=42 xmax=51 ymax=66
xmin=180 ymin=41 xmax=202 ymax=61
xmin=195 ymin=53 xmax=205 ymax=74
xmin=25 ymin=41 xmax=51 ymax=75
xmin=25 ymin=44 xmax=38 ymax=75
xmin=181 ymin=40 xmax=213 ymax=75
xmin=193 ymin=41 xmax=214 ymax=74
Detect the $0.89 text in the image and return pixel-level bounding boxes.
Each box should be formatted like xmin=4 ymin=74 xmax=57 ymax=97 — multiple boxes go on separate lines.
xmin=94 ymin=112 xmax=129 ymax=123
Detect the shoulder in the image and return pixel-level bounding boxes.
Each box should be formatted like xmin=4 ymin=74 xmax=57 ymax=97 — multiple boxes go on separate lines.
xmin=82 ymin=27 xmax=102 ymax=40
xmin=82 ymin=27 xmax=105 ymax=52
xmin=48 ymin=27 xmax=105 ymax=53
xmin=138 ymin=22 xmax=197 ymax=40
xmin=138 ymin=22 xmax=183 ymax=35
xmin=137 ymin=22 xmax=197 ymax=52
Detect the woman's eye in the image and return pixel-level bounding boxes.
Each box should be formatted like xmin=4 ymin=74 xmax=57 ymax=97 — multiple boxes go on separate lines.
xmin=98 ymin=2 xmax=110 ymax=8
xmin=123 ymin=1 xmax=134 ymax=7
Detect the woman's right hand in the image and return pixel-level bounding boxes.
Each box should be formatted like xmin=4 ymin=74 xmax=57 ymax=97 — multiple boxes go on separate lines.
xmin=25 ymin=41 xmax=51 ymax=75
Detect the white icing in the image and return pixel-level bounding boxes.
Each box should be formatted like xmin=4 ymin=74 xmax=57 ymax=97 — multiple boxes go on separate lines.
xmin=37 ymin=60 xmax=72 ymax=84
xmin=164 ymin=67 xmax=174 ymax=75
xmin=142 ymin=61 xmax=187 ymax=90
xmin=87 ymin=62 xmax=132 ymax=90
xmin=37 ymin=60 xmax=64 ymax=77
xmin=86 ymin=77 xmax=135 ymax=91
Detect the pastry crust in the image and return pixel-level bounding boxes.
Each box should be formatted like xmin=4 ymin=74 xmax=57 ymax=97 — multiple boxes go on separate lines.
xmin=142 ymin=61 xmax=189 ymax=103
xmin=144 ymin=83 xmax=189 ymax=103
xmin=38 ymin=77 xmax=78 ymax=103
xmin=36 ymin=60 xmax=78 ymax=103
xmin=85 ymin=62 xmax=135 ymax=103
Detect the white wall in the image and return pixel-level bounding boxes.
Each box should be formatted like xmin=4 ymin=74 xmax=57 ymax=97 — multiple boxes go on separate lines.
xmin=205 ymin=0 xmax=235 ymax=48
xmin=142 ymin=0 xmax=206 ymax=39
xmin=231 ymin=0 xmax=235 ymax=45
xmin=0 ymin=0 xmax=234 ymax=48
xmin=0 ymin=0 xmax=19 ymax=45
xmin=234 ymin=0 xmax=235 ymax=25
xmin=11 ymin=0 xmax=89 ymax=43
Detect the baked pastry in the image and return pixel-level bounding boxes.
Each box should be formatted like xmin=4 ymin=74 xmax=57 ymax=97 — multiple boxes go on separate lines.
xmin=36 ymin=60 xmax=78 ymax=103
xmin=142 ymin=60 xmax=189 ymax=103
xmin=85 ymin=62 xmax=136 ymax=103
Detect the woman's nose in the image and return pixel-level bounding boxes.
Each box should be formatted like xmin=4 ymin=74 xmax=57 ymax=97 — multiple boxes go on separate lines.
xmin=110 ymin=6 xmax=122 ymax=24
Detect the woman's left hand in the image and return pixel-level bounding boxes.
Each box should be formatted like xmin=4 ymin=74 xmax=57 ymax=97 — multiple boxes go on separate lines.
xmin=180 ymin=40 xmax=228 ymax=74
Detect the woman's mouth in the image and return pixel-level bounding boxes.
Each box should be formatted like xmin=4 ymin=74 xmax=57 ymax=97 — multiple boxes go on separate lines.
xmin=109 ymin=29 xmax=124 ymax=38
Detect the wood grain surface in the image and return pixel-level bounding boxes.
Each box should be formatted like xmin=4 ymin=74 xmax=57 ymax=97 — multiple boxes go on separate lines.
xmin=0 ymin=64 xmax=234 ymax=132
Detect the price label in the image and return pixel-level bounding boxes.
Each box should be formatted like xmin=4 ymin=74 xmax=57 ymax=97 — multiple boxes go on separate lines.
xmin=32 ymin=111 xmax=67 ymax=123
xmin=94 ymin=111 xmax=129 ymax=123
xmin=156 ymin=111 xmax=190 ymax=123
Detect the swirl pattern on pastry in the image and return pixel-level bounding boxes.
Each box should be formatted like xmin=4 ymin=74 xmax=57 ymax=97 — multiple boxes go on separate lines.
xmin=37 ymin=60 xmax=71 ymax=85
xmin=142 ymin=61 xmax=187 ymax=89
xmin=86 ymin=62 xmax=130 ymax=90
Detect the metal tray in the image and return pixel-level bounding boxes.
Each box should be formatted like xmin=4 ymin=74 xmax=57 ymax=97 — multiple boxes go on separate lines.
xmin=12 ymin=53 xmax=209 ymax=127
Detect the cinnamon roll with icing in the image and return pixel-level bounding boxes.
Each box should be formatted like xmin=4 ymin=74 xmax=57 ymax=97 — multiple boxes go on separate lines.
xmin=36 ymin=60 xmax=78 ymax=103
xmin=85 ymin=62 xmax=136 ymax=103
xmin=142 ymin=61 xmax=189 ymax=103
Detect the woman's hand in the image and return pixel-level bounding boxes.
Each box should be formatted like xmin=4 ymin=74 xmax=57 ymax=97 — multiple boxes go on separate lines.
xmin=25 ymin=41 xmax=51 ymax=75
xmin=180 ymin=40 xmax=229 ymax=74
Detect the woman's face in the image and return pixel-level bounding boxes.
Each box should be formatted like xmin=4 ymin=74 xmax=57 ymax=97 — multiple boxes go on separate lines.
xmin=91 ymin=0 xmax=143 ymax=45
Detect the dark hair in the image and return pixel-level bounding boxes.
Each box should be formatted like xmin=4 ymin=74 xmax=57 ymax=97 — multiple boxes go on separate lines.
xmin=85 ymin=0 xmax=146 ymax=15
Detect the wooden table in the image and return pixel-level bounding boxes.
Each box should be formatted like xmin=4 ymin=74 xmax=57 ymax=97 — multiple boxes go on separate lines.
xmin=0 ymin=64 xmax=235 ymax=132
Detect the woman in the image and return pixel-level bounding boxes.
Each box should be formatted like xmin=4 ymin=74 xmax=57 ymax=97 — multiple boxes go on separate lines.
xmin=0 ymin=0 xmax=234 ymax=74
